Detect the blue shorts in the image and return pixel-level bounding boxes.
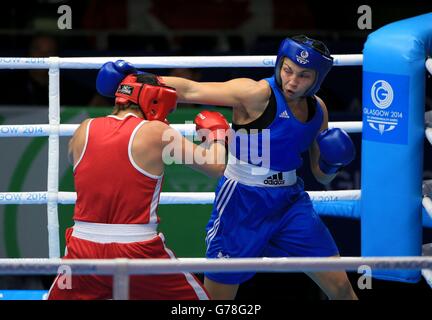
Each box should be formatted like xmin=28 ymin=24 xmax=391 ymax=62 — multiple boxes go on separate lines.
xmin=205 ymin=176 xmax=339 ymax=284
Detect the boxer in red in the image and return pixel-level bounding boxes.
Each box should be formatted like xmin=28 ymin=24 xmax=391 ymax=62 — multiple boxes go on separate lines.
xmin=47 ymin=61 xmax=229 ymax=300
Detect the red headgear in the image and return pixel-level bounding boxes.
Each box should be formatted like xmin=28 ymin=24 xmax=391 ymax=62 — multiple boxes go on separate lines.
xmin=115 ymin=74 xmax=177 ymax=122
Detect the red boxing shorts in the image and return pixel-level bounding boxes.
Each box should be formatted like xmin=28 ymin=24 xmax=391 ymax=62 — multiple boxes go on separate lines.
xmin=47 ymin=227 xmax=209 ymax=300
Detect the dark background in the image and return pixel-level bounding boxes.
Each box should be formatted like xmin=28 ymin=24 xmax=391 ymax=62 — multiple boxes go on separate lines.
xmin=0 ymin=0 xmax=431 ymax=300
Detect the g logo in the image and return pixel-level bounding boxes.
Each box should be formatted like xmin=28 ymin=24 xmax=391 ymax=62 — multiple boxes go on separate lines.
xmin=371 ymin=80 xmax=393 ymax=109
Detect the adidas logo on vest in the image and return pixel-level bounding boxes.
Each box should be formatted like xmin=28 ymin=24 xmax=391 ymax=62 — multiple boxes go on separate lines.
xmin=279 ymin=110 xmax=290 ymax=119
xmin=263 ymin=172 xmax=285 ymax=185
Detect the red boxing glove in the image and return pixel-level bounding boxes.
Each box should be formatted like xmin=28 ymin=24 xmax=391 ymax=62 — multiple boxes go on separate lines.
xmin=194 ymin=111 xmax=230 ymax=144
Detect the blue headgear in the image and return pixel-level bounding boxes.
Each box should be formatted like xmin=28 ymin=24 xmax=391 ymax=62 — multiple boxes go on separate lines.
xmin=275 ymin=35 xmax=334 ymax=96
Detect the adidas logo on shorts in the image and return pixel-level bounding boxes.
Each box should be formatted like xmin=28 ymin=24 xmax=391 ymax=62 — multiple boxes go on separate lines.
xmin=263 ymin=172 xmax=285 ymax=185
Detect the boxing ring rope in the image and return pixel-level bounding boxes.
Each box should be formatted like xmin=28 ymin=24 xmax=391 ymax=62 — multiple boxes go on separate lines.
xmin=0 ymin=256 xmax=431 ymax=299
xmin=427 ymin=57 xmax=432 ymax=75
xmin=423 ymin=197 xmax=432 ymax=217
xmin=426 ymin=128 xmax=432 ymax=145
xmin=0 ymin=121 xmax=363 ymax=137
xmin=0 ymin=190 xmax=361 ymax=205
xmin=0 ymin=54 xmax=430 ymax=258
xmin=0 ymin=54 xmax=363 ymax=69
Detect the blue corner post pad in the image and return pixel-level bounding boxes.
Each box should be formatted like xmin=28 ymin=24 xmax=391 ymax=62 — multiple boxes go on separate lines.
xmin=361 ymin=13 xmax=432 ymax=283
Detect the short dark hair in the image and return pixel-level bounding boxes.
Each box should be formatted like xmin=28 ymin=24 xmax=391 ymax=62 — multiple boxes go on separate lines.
xmin=112 ymin=101 xmax=141 ymax=115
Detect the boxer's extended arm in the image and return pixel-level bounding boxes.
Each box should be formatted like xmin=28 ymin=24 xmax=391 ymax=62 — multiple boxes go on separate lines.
xmin=96 ymin=60 xmax=268 ymax=111
xmin=161 ymin=76 xmax=269 ymax=110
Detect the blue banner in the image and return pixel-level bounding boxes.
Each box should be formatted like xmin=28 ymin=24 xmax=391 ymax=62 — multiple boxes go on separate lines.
xmin=363 ymin=72 xmax=409 ymax=144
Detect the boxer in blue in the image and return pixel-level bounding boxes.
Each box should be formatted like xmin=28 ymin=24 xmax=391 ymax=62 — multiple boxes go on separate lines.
xmin=97 ymin=35 xmax=357 ymax=300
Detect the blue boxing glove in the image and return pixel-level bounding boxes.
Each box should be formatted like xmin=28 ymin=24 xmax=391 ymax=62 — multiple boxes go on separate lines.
xmin=316 ymin=128 xmax=355 ymax=174
xmin=96 ymin=60 xmax=138 ymax=97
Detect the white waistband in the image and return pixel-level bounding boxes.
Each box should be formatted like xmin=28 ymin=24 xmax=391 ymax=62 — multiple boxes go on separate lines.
xmin=224 ymin=153 xmax=297 ymax=187
xmin=72 ymin=220 xmax=158 ymax=244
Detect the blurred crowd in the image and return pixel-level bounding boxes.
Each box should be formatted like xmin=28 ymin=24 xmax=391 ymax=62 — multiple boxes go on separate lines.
xmin=0 ymin=1 xmax=429 ymax=113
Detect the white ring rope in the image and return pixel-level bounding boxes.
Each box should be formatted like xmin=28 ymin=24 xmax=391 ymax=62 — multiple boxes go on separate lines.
xmin=0 ymin=121 xmax=362 ymax=138
xmin=0 ymin=124 xmax=76 ymax=137
xmin=426 ymin=58 xmax=432 ymax=75
xmin=426 ymin=128 xmax=432 ymax=146
xmin=422 ymin=243 xmax=432 ymax=289
xmin=0 ymin=257 xmax=431 ymax=275
xmin=2 ymin=256 xmax=431 ymax=300
xmin=0 ymin=55 xmax=363 ymax=69
xmin=0 ymin=190 xmax=361 ymax=205
xmin=423 ymin=196 xmax=432 ymax=219
xmin=1 ymin=257 xmax=430 ymax=299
